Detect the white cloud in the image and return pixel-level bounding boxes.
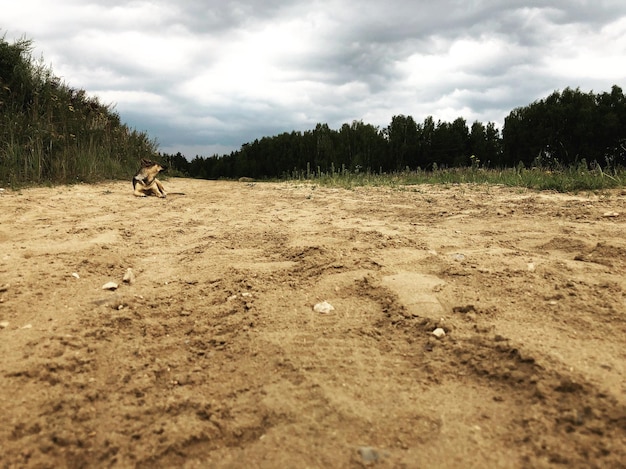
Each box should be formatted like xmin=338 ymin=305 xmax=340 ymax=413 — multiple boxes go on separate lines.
xmin=93 ymin=90 xmax=167 ymax=110
xmin=543 ymin=16 xmax=626 ymax=84
xmin=3 ymin=0 xmax=626 ymax=157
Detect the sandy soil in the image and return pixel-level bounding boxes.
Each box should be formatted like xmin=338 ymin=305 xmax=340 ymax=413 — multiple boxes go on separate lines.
xmin=1 ymin=178 xmax=625 ymax=468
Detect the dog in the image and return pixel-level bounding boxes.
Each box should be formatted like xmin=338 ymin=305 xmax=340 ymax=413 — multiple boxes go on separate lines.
xmin=133 ymin=159 xmax=167 ymax=197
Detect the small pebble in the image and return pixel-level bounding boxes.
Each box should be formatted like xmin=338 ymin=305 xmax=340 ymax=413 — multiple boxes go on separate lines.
xmin=432 ymin=327 xmax=446 ymax=339
xmin=72 ymin=272 xmax=80 ymax=279
xmin=357 ymin=447 xmax=379 ymax=463
xmin=313 ymin=301 xmax=335 ymax=314
xmin=123 ymin=268 xmax=135 ymax=284
xmin=102 ymin=281 xmax=118 ymax=290
xmin=0 ymin=320 xmax=9 ymax=329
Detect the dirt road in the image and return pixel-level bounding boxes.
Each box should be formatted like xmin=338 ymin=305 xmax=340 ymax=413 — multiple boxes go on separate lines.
xmin=1 ymin=178 xmax=625 ymax=468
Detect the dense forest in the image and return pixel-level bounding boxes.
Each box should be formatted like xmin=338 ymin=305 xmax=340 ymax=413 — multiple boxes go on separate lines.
xmin=2 ymin=34 xmax=625 ymax=186
xmin=0 ymin=35 xmax=158 ymax=185
xmin=168 ymin=85 xmax=626 ymax=180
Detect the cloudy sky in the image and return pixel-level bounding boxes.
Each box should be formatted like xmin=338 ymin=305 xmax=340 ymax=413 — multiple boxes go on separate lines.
xmin=4 ymin=1 xmax=626 ymax=157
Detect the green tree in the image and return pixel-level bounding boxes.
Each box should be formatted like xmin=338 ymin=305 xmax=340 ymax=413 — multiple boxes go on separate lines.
xmin=502 ymin=86 xmax=626 ymax=168
xmin=387 ymin=115 xmax=418 ymax=169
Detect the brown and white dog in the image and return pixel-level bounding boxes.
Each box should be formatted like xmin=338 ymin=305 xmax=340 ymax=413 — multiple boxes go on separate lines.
xmin=133 ymin=159 xmax=167 ymax=197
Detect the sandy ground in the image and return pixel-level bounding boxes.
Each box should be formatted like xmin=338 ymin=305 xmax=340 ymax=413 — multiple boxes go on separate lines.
xmin=1 ymin=178 xmax=626 ymax=468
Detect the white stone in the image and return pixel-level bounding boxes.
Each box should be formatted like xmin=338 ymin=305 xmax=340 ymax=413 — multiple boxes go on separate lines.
xmin=72 ymin=272 xmax=80 ymax=279
xmin=102 ymin=281 xmax=118 ymax=290
xmin=313 ymin=301 xmax=335 ymax=314
xmin=432 ymin=327 xmax=446 ymax=338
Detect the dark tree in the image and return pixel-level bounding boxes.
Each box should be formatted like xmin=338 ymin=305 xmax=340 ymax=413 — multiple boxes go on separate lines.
xmin=387 ymin=115 xmax=419 ymax=170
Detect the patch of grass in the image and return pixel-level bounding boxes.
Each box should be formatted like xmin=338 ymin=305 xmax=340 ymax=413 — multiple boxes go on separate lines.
xmin=300 ymin=166 xmax=625 ymax=193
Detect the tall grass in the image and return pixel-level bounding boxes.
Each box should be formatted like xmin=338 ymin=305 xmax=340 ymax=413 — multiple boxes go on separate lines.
xmin=0 ymin=35 xmax=159 ymax=187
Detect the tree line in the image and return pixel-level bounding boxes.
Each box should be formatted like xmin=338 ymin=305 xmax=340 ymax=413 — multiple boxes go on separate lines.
xmin=0 ymin=35 xmax=158 ymax=185
xmin=167 ymin=85 xmax=626 ymax=179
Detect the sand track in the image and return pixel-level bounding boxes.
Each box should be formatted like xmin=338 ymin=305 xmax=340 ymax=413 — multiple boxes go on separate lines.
xmin=1 ymin=179 xmax=625 ymax=468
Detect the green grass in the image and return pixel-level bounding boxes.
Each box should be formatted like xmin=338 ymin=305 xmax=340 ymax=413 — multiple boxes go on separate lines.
xmin=0 ymin=35 xmax=159 ymax=188
xmin=297 ymin=166 xmax=626 ymax=193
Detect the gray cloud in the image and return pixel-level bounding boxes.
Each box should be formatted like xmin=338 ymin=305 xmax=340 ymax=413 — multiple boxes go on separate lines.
xmin=3 ymin=0 xmax=626 ymax=157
